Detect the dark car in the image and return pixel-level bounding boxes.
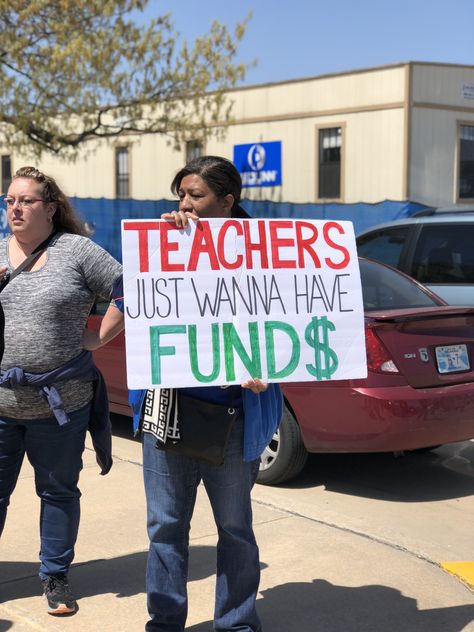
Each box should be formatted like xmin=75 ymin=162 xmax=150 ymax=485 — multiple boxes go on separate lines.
xmin=91 ymin=258 xmax=474 ymax=485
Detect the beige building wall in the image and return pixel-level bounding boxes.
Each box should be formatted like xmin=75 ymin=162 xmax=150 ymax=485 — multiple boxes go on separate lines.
xmin=5 ymin=62 xmax=474 ymax=208
xmin=15 ymin=142 xmax=117 ymax=199
xmin=7 ymin=63 xmax=410 ymax=204
xmin=408 ymin=63 xmax=474 ymax=207
xmin=207 ymin=106 xmax=406 ymax=204
xmin=14 ymin=135 xmax=188 ymax=201
xmin=412 ymin=63 xmax=474 ymax=108
xmin=332 ymin=107 xmax=405 ymax=203
xmin=410 ymin=108 xmax=464 ymax=207
xmin=229 ymin=64 xmax=406 ymax=119
xmin=214 ymin=64 xmax=408 ymax=203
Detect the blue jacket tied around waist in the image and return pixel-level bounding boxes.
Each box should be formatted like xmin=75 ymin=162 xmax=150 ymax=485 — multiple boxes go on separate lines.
xmin=0 ymin=350 xmax=113 ymax=475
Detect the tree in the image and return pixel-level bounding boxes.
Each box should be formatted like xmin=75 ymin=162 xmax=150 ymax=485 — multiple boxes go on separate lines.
xmin=0 ymin=0 xmax=250 ymax=157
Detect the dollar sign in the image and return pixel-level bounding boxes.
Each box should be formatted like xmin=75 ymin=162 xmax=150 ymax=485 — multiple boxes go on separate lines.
xmin=305 ymin=316 xmax=339 ymax=380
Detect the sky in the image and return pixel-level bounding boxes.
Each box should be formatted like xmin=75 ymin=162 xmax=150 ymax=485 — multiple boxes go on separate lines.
xmin=142 ymin=0 xmax=474 ymax=86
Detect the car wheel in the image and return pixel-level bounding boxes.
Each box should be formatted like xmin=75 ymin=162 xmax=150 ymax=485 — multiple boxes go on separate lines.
xmin=257 ymin=404 xmax=308 ymax=485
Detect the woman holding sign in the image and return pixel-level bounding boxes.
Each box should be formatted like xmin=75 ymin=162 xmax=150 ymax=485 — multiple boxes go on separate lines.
xmin=128 ymin=156 xmax=283 ymax=632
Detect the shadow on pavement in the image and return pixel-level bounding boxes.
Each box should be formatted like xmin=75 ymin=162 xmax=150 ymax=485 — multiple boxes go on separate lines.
xmin=0 ymin=544 xmax=260 ymax=604
xmin=2 ymin=563 xmax=473 ymax=632
xmin=189 ymin=579 xmax=474 ymax=632
xmin=279 ymin=441 xmax=474 ymax=502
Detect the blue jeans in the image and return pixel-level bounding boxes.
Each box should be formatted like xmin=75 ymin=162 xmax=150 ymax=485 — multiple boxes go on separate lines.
xmin=0 ymin=403 xmax=90 ymax=579
xmin=142 ymin=416 xmax=262 ymax=632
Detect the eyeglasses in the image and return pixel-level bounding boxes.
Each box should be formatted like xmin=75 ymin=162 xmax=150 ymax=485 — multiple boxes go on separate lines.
xmin=4 ymin=197 xmax=45 ymax=210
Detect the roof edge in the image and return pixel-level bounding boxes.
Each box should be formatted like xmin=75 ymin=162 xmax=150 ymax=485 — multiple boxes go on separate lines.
xmin=230 ymin=61 xmax=474 ymax=94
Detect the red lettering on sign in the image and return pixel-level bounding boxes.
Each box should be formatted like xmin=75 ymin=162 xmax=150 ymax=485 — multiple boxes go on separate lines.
xmin=188 ymin=221 xmax=220 ymax=271
xmin=160 ymin=222 xmax=185 ymax=272
xmin=123 ymin=221 xmax=160 ymax=272
xmin=243 ymin=220 xmax=269 ymax=269
xmin=295 ymin=221 xmax=321 ymax=268
xmin=269 ymin=221 xmax=296 ymax=268
xmin=323 ymin=222 xmax=350 ymax=269
xmin=217 ymin=220 xmax=244 ymax=269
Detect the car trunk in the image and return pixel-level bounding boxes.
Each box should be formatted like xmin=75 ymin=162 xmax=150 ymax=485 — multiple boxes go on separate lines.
xmin=366 ymin=306 xmax=474 ymax=388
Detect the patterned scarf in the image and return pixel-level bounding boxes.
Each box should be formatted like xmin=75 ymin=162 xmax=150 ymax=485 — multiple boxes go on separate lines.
xmin=141 ymin=388 xmax=180 ymax=444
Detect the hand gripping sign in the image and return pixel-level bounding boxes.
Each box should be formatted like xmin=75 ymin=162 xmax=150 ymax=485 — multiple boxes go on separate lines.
xmin=121 ymin=218 xmax=367 ymax=389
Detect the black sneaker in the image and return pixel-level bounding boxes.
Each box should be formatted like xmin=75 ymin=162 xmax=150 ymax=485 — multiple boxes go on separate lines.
xmin=42 ymin=574 xmax=77 ymax=615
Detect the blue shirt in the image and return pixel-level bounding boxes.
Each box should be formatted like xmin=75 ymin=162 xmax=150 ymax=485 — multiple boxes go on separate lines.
xmin=180 ymin=385 xmax=243 ymax=408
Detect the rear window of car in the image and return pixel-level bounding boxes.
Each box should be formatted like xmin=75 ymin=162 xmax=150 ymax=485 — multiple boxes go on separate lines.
xmin=410 ymin=224 xmax=474 ymax=285
xmin=356 ymin=226 xmax=409 ymax=268
xmin=359 ymin=258 xmax=439 ymax=311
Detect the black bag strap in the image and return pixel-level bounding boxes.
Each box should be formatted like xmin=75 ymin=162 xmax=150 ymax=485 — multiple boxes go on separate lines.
xmin=0 ymin=231 xmax=57 ymax=292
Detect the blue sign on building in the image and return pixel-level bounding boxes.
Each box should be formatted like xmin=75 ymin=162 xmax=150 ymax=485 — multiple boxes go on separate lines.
xmin=233 ymin=141 xmax=282 ymax=187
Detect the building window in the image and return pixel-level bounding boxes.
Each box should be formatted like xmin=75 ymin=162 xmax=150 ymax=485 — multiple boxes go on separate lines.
xmin=186 ymin=140 xmax=203 ymax=163
xmin=459 ymin=125 xmax=474 ymax=199
xmin=115 ymin=147 xmax=130 ymax=198
xmin=318 ymin=127 xmax=342 ymax=199
xmin=1 ymin=155 xmax=11 ymax=195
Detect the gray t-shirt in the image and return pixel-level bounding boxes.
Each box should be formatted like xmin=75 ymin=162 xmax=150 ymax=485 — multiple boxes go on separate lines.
xmin=0 ymin=232 xmax=122 ymax=419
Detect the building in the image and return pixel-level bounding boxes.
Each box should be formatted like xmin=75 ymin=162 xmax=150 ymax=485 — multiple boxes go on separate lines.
xmin=2 ymin=61 xmax=474 ymax=250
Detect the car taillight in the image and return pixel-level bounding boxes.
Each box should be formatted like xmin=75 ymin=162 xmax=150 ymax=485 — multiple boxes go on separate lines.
xmin=365 ymin=326 xmax=399 ymax=373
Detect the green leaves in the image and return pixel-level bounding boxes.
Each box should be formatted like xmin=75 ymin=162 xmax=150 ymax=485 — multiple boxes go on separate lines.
xmin=0 ymin=1 xmax=250 ymax=157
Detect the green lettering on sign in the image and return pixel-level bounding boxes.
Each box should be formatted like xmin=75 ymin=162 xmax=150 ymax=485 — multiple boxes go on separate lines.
xmin=149 ymin=325 xmax=186 ymax=384
xmin=265 ymin=321 xmax=300 ymax=378
xmin=304 ymin=316 xmax=338 ymax=380
xmin=188 ymin=323 xmax=220 ymax=382
xmin=223 ymin=321 xmax=262 ymax=381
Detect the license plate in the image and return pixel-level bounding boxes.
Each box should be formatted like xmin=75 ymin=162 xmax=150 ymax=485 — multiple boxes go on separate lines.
xmin=435 ymin=344 xmax=470 ymax=374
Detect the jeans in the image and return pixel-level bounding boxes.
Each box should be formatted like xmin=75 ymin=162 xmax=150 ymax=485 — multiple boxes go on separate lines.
xmin=0 ymin=403 xmax=90 ymax=579
xmin=142 ymin=416 xmax=262 ymax=632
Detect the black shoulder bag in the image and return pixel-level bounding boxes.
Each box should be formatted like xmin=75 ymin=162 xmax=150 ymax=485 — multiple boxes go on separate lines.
xmin=0 ymin=232 xmax=57 ymax=363
xmin=142 ymin=388 xmax=240 ymax=466
xmin=164 ymin=392 xmax=239 ymax=466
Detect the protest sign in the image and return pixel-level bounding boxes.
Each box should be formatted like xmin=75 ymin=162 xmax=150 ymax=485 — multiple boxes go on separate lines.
xmin=121 ymin=218 xmax=367 ymax=389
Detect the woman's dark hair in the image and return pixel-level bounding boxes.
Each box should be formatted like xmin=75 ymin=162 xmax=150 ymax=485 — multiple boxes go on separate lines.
xmin=13 ymin=166 xmax=86 ymax=235
xmin=171 ymin=155 xmax=242 ymax=208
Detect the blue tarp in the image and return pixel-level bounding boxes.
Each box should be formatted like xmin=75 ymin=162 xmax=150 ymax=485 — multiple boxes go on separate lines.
xmin=238 ymin=199 xmax=428 ymax=232
xmin=0 ymin=197 xmax=429 ymax=262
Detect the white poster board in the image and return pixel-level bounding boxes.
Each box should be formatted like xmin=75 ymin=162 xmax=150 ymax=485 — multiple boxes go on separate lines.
xmin=121 ymin=218 xmax=367 ymax=389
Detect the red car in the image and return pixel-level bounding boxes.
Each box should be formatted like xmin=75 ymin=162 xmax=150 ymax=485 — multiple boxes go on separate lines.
xmin=90 ymin=258 xmax=474 ymax=485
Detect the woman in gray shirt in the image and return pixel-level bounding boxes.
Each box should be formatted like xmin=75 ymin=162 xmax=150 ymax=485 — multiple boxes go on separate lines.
xmin=0 ymin=166 xmax=124 ymax=615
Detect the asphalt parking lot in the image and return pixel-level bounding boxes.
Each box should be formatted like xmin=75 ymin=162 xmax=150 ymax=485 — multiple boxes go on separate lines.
xmin=1 ymin=415 xmax=473 ymax=632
